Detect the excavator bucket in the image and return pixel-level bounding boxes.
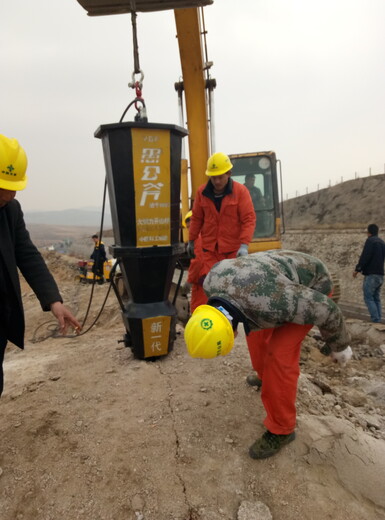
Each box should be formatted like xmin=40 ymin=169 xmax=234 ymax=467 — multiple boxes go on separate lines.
xmin=76 ymin=0 xmax=213 ymax=16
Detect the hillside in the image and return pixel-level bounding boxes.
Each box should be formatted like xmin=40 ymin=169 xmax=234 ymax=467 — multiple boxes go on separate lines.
xmin=282 ymin=173 xmax=385 ymax=229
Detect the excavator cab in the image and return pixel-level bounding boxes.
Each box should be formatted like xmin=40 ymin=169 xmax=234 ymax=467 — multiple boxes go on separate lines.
xmin=229 ymin=151 xmax=283 ymax=252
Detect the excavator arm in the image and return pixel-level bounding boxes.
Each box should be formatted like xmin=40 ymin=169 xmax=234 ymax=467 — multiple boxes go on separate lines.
xmin=76 ymin=0 xmax=214 ymax=208
xmin=174 ymin=8 xmax=210 ymax=197
xmin=76 ymin=0 xmax=283 ymax=251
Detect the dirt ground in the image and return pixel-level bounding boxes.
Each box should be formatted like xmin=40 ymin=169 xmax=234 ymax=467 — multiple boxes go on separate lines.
xmin=1 ymin=237 xmax=385 ymax=520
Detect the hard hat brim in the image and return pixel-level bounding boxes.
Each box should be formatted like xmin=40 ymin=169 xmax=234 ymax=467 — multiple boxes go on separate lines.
xmin=0 ymin=175 xmax=28 ymax=191
xmin=205 ymin=167 xmax=232 ymax=177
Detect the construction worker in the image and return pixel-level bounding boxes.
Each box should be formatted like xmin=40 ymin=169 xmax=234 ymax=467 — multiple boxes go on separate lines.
xmin=182 ymin=210 xmax=207 ymax=312
xmin=0 ymin=134 xmax=81 ymax=396
xmin=184 ymin=250 xmax=352 ymax=459
xmin=90 ymin=234 xmax=107 ymax=284
xmin=187 ymin=152 xmax=256 ymax=277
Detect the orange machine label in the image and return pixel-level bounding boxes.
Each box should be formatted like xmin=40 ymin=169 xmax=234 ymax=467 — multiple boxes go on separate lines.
xmin=142 ymin=316 xmax=171 ymax=358
xmin=132 ymin=128 xmax=171 ymax=247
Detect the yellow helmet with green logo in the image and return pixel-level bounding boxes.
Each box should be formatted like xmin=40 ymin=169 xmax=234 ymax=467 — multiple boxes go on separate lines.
xmin=0 ymin=135 xmax=28 ymax=191
xmin=205 ymin=152 xmax=233 ymax=177
xmin=184 ymin=305 xmax=234 ymax=359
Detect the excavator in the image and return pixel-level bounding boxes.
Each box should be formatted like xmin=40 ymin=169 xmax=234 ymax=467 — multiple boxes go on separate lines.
xmin=75 ymin=0 xmax=284 ymax=252
xmin=74 ymin=0 xmax=287 ymax=359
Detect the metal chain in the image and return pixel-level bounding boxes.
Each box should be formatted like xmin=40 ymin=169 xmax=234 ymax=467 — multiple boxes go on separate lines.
xmin=123 ymin=6 xmax=147 ymax=121
xmin=130 ymin=11 xmax=141 ymax=75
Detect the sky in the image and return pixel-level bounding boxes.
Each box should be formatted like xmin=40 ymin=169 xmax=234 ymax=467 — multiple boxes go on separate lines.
xmin=2 ymin=0 xmax=385 ymax=212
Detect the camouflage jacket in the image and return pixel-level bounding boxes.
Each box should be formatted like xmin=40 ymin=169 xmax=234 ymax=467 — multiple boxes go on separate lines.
xmin=203 ymin=250 xmax=350 ymax=352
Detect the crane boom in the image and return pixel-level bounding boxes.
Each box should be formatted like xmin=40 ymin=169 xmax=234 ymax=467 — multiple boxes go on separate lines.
xmin=174 ymin=8 xmax=210 ymax=196
xmin=75 ymin=0 xmax=283 ymax=251
xmin=76 ymin=0 xmax=213 ymax=202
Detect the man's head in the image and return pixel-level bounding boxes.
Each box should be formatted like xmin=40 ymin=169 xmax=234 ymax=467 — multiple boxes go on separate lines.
xmin=184 ymin=304 xmax=234 ymax=359
xmin=0 ymin=135 xmax=28 ymax=207
xmin=92 ymin=234 xmax=99 ymax=244
xmin=367 ymin=224 xmax=379 ymax=236
xmin=205 ymin=152 xmax=233 ymax=195
xmin=244 ymin=173 xmax=255 ymax=189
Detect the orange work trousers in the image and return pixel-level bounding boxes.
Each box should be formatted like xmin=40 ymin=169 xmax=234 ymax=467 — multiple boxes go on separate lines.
xmin=202 ymin=249 xmax=237 ymax=276
xmin=246 ymin=323 xmax=313 ymax=435
xmin=190 ymin=248 xmax=237 ymax=313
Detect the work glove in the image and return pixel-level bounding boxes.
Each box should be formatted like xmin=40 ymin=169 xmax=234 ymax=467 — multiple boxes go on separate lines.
xmin=330 ymin=346 xmax=353 ymax=367
xmin=236 ymin=243 xmax=249 ymax=257
xmin=181 ymin=281 xmax=191 ymax=294
xmin=187 ymin=240 xmax=195 ymax=258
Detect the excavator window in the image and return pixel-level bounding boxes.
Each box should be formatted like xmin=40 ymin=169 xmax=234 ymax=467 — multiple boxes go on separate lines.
xmin=230 ymin=154 xmax=277 ymax=239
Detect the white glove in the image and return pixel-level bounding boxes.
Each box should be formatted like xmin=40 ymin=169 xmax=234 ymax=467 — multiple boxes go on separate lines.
xmin=236 ymin=243 xmax=249 ymax=257
xmin=187 ymin=240 xmax=195 ymax=258
xmin=330 ymin=346 xmax=353 ymax=367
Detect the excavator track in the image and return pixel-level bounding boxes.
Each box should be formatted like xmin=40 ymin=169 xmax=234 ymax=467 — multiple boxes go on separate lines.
xmin=330 ymin=272 xmax=341 ymax=303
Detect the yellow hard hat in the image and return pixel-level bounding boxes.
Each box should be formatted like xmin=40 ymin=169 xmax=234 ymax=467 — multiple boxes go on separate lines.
xmin=182 ymin=210 xmax=193 ymax=228
xmin=0 ymin=135 xmax=28 ymax=191
xmin=205 ymin=152 xmax=233 ymax=177
xmin=184 ymin=304 xmax=234 ymax=359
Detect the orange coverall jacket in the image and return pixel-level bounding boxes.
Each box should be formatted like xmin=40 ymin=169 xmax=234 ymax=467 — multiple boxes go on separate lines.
xmin=188 ymin=179 xmax=256 ymax=253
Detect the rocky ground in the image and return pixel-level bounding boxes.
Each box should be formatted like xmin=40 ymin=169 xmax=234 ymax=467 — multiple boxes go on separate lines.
xmin=1 ymin=230 xmax=385 ymax=520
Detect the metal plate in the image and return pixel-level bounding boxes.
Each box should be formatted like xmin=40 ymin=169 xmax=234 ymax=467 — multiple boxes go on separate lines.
xmin=76 ymin=0 xmax=213 ymax=16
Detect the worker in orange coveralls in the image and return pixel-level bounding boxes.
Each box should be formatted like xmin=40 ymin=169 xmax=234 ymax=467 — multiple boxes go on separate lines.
xmin=182 ymin=210 xmax=207 ymax=313
xmin=187 ymin=152 xmax=256 ymax=275
xmin=184 ymin=250 xmax=353 ymax=459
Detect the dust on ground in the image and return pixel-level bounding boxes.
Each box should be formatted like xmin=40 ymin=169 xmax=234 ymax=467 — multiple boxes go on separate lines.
xmin=1 ymin=245 xmax=385 ymax=520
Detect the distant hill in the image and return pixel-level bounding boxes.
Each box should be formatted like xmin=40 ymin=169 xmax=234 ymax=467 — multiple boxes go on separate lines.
xmin=24 ymin=207 xmax=112 ymax=228
xmin=282 ymin=174 xmax=385 ymax=229
xmin=24 ymin=174 xmax=385 ymax=240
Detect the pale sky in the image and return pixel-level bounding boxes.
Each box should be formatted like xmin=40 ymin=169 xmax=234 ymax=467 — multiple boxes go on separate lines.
xmin=2 ymin=0 xmax=385 ymax=212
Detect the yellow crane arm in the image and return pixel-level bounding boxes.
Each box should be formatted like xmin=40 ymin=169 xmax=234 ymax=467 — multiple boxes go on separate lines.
xmin=76 ymin=0 xmax=214 ymax=205
xmin=174 ymin=8 xmax=210 ymax=197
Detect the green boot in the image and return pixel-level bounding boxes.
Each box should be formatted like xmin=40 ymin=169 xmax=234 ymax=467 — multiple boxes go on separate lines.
xmin=249 ymin=430 xmax=296 ymax=459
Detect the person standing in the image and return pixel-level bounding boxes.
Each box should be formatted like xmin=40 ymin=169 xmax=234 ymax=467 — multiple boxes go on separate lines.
xmin=244 ymin=173 xmax=264 ymax=210
xmin=184 ymin=250 xmax=352 ymax=459
xmin=353 ymin=223 xmax=385 ymax=323
xmin=90 ymin=234 xmax=107 ymax=284
xmin=0 ymin=134 xmax=81 ymax=396
xmin=187 ymin=152 xmax=256 ymax=276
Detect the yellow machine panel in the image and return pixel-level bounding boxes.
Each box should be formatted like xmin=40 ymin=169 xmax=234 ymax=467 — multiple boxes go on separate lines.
xmin=142 ymin=315 xmax=171 ymax=357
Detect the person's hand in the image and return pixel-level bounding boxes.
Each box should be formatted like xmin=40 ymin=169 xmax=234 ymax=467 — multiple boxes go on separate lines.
xmin=187 ymin=240 xmax=195 ymax=258
xmin=236 ymin=244 xmax=249 ymax=257
xmin=50 ymin=302 xmax=82 ymax=335
xmin=330 ymin=346 xmax=353 ymax=367
xmin=353 ymin=271 xmax=359 ymax=278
